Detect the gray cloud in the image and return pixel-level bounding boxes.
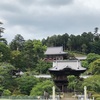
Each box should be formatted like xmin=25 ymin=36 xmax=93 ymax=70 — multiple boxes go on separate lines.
xmin=18 ymin=0 xmax=74 ymax=6
xmin=38 ymin=0 xmax=74 ymax=6
xmin=1 ymin=0 xmax=100 ymax=43
xmin=0 ymin=1 xmax=22 ymax=13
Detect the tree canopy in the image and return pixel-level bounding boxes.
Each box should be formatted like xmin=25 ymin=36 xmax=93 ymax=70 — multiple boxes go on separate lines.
xmin=89 ymin=59 xmax=100 ymax=75
xmin=0 ymin=42 xmax=11 ymax=62
xmin=83 ymin=75 xmax=100 ymax=93
xmin=30 ymin=80 xmax=54 ymax=96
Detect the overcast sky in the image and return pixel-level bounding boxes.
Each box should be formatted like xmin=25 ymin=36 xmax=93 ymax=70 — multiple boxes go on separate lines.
xmin=0 ymin=0 xmax=100 ymax=43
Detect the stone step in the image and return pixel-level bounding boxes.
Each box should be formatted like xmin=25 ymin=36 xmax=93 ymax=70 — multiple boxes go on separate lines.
xmin=61 ymin=97 xmax=77 ymax=100
xmin=60 ymin=93 xmax=77 ymax=100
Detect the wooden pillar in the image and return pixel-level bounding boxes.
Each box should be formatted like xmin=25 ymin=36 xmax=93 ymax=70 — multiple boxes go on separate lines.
xmin=62 ymin=85 xmax=64 ymax=92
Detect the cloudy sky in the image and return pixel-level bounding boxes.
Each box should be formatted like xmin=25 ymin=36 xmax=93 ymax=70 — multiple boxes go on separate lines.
xmin=0 ymin=0 xmax=100 ymax=43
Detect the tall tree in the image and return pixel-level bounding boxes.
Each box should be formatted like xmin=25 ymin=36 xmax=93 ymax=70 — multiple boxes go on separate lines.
xmin=10 ymin=34 xmax=25 ymax=51
xmin=83 ymin=75 xmax=100 ymax=93
xmin=90 ymin=40 xmax=100 ymax=54
xmin=0 ymin=22 xmax=4 ymax=38
xmin=0 ymin=63 xmax=16 ymax=92
xmin=67 ymin=34 xmax=76 ymax=51
xmin=21 ymin=40 xmax=46 ymax=70
xmin=16 ymin=74 xmax=39 ymax=95
xmin=33 ymin=40 xmax=47 ymax=59
xmin=36 ymin=59 xmax=52 ymax=74
xmin=0 ymin=42 xmax=11 ymax=62
xmin=89 ymin=59 xmax=100 ymax=75
xmin=61 ymin=33 xmax=69 ymax=50
xmin=87 ymin=53 xmax=100 ymax=64
xmin=94 ymin=27 xmax=99 ymax=34
xmin=21 ymin=40 xmax=35 ymax=70
xmin=67 ymin=38 xmax=72 ymax=51
xmin=94 ymin=27 xmax=100 ymax=41
xmin=0 ymin=22 xmax=7 ymax=44
xmin=10 ymin=50 xmax=22 ymax=68
xmin=81 ymin=44 xmax=87 ymax=53
xmin=30 ymin=80 xmax=54 ymax=96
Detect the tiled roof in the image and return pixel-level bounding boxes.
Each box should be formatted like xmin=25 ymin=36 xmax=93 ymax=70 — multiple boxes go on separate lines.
xmin=45 ymin=46 xmax=67 ymax=55
xmin=34 ymin=75 xmax=51 ymax=78
xmin=49 ymin=60 xmax=86 ymax=71
xmin=75 ymin=56 xmax=87 ymax=60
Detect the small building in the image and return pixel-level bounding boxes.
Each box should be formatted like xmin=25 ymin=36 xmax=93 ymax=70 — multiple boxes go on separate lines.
xmin=44 ymin=46 xmax=67 ymax=61
xmin=49 ymin=60 xmax=86 ymax=92
xmin=34 ymin=74 xmax=51 ymax=79
xmin=75 ymin=56 xmax=87 ymax=61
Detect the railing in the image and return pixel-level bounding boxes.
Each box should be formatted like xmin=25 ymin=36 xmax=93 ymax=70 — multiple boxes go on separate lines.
xmin=0 ymin=95 xmax=60 ymax=100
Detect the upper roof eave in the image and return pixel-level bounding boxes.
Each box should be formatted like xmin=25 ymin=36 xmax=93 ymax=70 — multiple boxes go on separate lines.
xmin=44 ymin=46 xmax=67 ymax=55
xmin=45 ymin=52 xmax=67 ymax=55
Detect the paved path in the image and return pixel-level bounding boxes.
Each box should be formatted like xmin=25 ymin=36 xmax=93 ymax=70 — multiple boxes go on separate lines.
xmin=61 ymin=93 xmax=77 ymax=100
xmin=61 ymin=98 xmax=77 ymax=100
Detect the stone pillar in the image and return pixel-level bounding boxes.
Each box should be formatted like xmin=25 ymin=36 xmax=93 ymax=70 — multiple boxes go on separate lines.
xmin=52 ymin=86 xmax=55 ymax=100
xmin=84 ymin=86 xmax=87 ymax=100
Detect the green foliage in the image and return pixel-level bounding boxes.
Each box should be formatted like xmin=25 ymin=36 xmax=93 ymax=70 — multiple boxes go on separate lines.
xmin=81 ymin=60 xmax=89 ymax=68
xmin=0 ymin=38 xmax=7 ymax=44
xmin=81 ymin=44 xmax=87 ymax=53
xmin=36 ymin=59 xmax=52 ymax=74
xmin=12 ymin=89 xmax=22 ymax=96
xmin=67 ymin=34 xmax=76 ymax=51
xmin=2 ymin=89 xmax=11 ymax=96
xmin=67 ymin=75 xmax=83 ymax=92
xmin=90 ymin=40 xmax=100 ymax=54
xmin=33 ymin=40 xmax=47 ymax=59
xmin=21 ymin=40 xmax=35 ymax=69
xmin=87 ymin=53 xmax=100 ymax=64
xmin=67 ymin=75 xmax=77 ymax=91
xmin=0 ymin=86 xmax=4 ymax=96
xmin=93 ymin=94 xmax=100 ymax=100
xmin=0 ymin=52 xmax=3 ymax=61
xmin=10 ymin=50 xmax=22 ymax=68
xmin=10 ymin=34 xmax=25 ymax=51
xmin=96 ymin=95 xmax=100 ymax=100
xmin=75 ymin=80 xmax=83 ymax=92
xmin=89 ymin=59 xmax=100 ymax=75
xmin=0 ymin=42 xmax=11 ymax=62
xmin=0 ymin=22 xmax=4 ymax=37
xmin=0 ymin=22 xmax=7 ymax=44
xmin=16 ymin=74 xmax=39 ymax=95
xmin=83 ymin=75 xmax=100 ymax=93
xmin=19 ymin=39 xmax=47 ymax=70
xmin=67 ymin=52 xmax=75 ymax=59
xmin=30 ymin=80 xmax=54 ymax=96
xmin=0 ymin=62 xmax=15 ymax=75
xmin=42 ymin=32 xmax=94 ymax=53
xmin=0 ymin=62 xmax=16 ymax=91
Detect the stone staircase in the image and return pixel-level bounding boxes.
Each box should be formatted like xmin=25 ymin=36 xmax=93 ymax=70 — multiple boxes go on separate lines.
xmin=62 ymin=98 xmax=77 ymax=100
xmin=61 ymin=93 xmax=77 ymax=100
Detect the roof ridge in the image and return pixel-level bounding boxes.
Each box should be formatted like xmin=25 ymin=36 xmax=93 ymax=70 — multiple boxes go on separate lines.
xmin=47 ymin=46 xmax=63 ymax=48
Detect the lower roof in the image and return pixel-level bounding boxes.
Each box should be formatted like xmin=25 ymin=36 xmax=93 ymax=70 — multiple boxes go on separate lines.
xmin=49 ymin=60 xmax=86 ymax=71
